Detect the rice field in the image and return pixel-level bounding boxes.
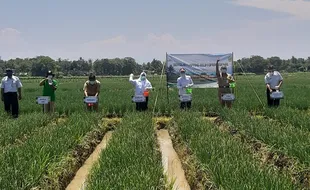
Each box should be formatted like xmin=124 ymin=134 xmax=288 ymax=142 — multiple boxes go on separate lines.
xmin=0 ymin=72 xmax=309 ymax=190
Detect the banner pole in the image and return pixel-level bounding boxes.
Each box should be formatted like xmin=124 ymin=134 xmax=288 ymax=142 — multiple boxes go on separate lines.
xmin=166 ymin=52 xmax=169 ymax=104
xmin=232 ymin=52 xmax=236 ymax=98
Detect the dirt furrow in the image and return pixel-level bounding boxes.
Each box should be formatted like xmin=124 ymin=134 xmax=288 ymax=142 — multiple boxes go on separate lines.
xmin=66 ymin=131 xmax=113 ymax=190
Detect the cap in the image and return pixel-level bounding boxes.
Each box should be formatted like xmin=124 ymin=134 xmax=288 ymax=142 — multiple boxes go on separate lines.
xmin=46 ymin=70 xmax=55 ymax=77
xmin=5 ymin=68 xmax=13 ymax=72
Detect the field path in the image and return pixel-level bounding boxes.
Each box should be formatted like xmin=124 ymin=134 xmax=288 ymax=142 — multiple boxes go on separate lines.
xmin=66 ymin=131 xmax=113 ymax=190
xmin=157 ymin=129 xmax=190 ymax=190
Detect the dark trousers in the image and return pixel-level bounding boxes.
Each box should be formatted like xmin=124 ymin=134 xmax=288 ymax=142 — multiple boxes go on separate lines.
xmin=266 ymin=88 xmax=280 ymax=107
xmin=136 ymin=97 xmax=148 ymax=111
xmin=180 ymin=101 xmax=191 ymax=109
xmin=3 ymin=92 xmax=19 ymax=117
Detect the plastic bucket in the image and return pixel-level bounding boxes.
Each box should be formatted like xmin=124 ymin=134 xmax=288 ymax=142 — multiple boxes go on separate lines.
xmin=186 ymin=88 xmax=192 ymax=94
xmin=143 ymin=90 xmax=149 ymax=97
xmin=229 ymin=82 xmax=236 ymax=88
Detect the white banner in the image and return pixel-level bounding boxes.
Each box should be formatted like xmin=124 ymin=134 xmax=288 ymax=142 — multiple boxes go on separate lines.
xmin=166 ymin=53 xmax=233 ymax=88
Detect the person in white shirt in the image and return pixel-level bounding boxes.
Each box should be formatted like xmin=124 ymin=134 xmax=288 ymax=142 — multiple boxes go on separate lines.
xmin=129 ymin=72 xmax=152 ymax=111
xmin=0 ymin=68 xmax=23 ymax=118
xmin=264 ymin=65 xmax=283 ymax=107
xmin=177 ymin=68 xmax=194 ymax=109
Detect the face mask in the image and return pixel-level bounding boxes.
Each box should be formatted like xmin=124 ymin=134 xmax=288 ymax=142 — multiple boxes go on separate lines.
xmin=141 ymin=76 xmax=146 ymax=81
xmin=47 ymin=75 xmax=53 ymax=79
xmin=89 ymin=81 xmax=95 ymax=85
xmin=7 ymin=73 xmax=12 ymax=78
xmin=221 ymin=70 xmax=227 ymax=74
xmin=181 ymin=73 xmax=185 ymax=77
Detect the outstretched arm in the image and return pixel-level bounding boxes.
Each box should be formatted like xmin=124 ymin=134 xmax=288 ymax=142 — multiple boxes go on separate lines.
xmin=129 ymin=73 xmax=136 ymax=85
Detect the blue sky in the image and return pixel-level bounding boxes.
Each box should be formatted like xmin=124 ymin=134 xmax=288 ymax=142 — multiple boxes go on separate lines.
xmin=0 ymin=0 xmax=310 ymax=63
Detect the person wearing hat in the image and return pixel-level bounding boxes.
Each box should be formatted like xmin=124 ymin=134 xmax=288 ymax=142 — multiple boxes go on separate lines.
xmin=129 ymin=71 xmax=152 ymax=111
xmin=177 ymin=68 xmax=194 ymax=109
xmin=216 ymin=59 xmax=234 ymax=108
xmin=39 ymin=71 xmax=57 ymax=113
xmin=264 ymin=65 xmax=283 ymax=107
xmin=83 ymin=73 xmax=100 ymax=111
xmin=0 ymin=68 xmax=23 ymax=118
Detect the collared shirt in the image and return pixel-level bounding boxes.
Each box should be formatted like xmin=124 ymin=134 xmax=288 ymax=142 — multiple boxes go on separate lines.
xmin=264 ymin=71 xmax=283 ymax=89
xmin=1 ymin=76 xmax=23 ymax=93
xmin=177 ymin=75 xmax=194 ymax=95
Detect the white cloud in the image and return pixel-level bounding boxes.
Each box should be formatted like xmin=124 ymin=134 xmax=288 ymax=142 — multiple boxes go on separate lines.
xmin=232 ymin=0 xmax=310 ymax=20
xmin=0 ymin=28 xmax=22 ymax=46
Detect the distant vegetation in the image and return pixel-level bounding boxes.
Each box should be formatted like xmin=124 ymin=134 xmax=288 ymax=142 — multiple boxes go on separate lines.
xmin=0 ymin=55 xmax=309 ymax=77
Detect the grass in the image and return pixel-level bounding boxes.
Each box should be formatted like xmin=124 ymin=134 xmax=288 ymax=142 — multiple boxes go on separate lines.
xmin=0 ymin=73 xmax=310 ymax=189
xmin=0 ymin=112 xmax=100 ymax=190
xmin=173 ymin=111 xmax=297 ymax=189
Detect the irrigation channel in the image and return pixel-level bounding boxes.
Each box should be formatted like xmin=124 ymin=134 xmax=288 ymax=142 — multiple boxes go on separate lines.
xmin=65 ymin=116 xmax=191 ymax=190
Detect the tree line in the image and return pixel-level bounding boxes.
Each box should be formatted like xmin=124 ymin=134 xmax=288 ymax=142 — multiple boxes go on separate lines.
xmin=0 ymin=55 xmax=309 ymax=77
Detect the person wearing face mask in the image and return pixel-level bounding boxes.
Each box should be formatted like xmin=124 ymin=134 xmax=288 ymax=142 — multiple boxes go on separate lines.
xmin=83 ymin=73 xmax=100 ymax=111
xmin=177 ymin=68 xmax=194 ymax=109
xmin=39 ymin=71 xmax=57 ymax=113
xmin=264 ymin=65 xmax=283 ymax=107
xmin=216 ymin=59 xmax=234 ymax=108
xmin=129 ymin=72 xmax=152 ymax=111
xmin=0 ymin=68 xmax=23 ymax=118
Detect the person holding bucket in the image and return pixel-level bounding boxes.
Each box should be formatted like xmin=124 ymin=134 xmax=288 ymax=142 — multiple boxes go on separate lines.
xmin=264 ymin=65 xmax=283 ymax=107
xmin=216 ymin=59 xmax=235 ymax=108
xmin=177 ymin=68 xmax=194 ymax=109
xmin=39 ymin=71 xmax=57 ymax=113
xmin=129 ymin=71 xmax=152 ymax=111
xmin=83 ymin=73 xmax=100 ymax=111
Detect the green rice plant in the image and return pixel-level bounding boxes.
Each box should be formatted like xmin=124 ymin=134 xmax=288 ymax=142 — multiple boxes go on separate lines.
xmin=173 ymin=111 xmax=296 ymax=189
xmin=262 ymin=107 xmax=310 ymax=132
xmin=87 ymin=112 xmax=165 ymax=190
xmin=0 ymin=112 xmax=55 ymax=147
xmin=0 ymin=112 xmax=101 ymax=190
xmin=220 ymin=108 xmax=310 ymax=166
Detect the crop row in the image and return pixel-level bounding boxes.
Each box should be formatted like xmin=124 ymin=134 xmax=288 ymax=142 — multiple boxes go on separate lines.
xmin=0 ymin=112 xmax=101 ymax=190
xmin=172 ymin=111 xmax=296 ymax=189
xmin=86 ymin=113 xmax=165 ymax=189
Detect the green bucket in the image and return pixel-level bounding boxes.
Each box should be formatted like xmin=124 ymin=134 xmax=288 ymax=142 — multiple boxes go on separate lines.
xmin=229 ymin=82 xmax=236 ymax=88
xmin=186 ymin=88 xmax=192 ymax=94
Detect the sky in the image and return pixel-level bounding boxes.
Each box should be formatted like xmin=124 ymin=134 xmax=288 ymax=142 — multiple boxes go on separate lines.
xmin=0 ymin=0 xmax=310 ymax=63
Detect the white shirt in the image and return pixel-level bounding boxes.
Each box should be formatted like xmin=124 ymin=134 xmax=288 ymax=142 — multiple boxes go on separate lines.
xmin=264 ymin=71 xmax=283 ymax=89
xmin=129 ymin=78 xmax=152 ymax=96
xmin=1 ymin=76 xmax=23 ymax=93
xmin=177 ymin=75 xmax=194 ymax=95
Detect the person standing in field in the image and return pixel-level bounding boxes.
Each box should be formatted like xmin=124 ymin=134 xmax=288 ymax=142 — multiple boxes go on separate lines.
xmin=129 ymin=72 xmax=152 ymax=111
xmin=39 ymin=71 xmax=57 ymax=113
xmin=216 ymin=59 xmax=235 ymax=108
xmin=83 ymin=73 xmax=100 ymax=111
xmin=264 ymin=65 xmax=283 ymax=107
xmin=0 ymin=68 xmax=23 ymax=118
xmin=177 ymin=68 xmax=194 ymax=109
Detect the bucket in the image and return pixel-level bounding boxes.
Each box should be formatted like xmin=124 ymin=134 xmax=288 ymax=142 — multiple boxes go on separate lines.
xmin=143 ymin=90 xmax=149 ymax=97
xmin=229 ymin=82 xmax=236 ymax=88
xmin=186 ymin=88 xmax=192 ymax=94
